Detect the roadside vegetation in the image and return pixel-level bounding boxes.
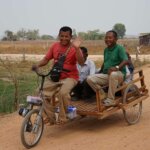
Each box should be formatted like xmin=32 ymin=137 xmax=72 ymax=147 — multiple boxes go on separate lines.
xmin=0 ymin=60 xmax=38 ymax=113
xmin=0 ymin=39 xmax=148 ymax=55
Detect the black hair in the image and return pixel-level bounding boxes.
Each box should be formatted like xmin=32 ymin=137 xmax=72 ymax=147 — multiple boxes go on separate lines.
xmin=59 ymin=26 xmax=72 ymax=36
xmin=80 ymin=47 xmax=88 ymax=53
xmin=106 ymin=30 xmax=118 ymax=39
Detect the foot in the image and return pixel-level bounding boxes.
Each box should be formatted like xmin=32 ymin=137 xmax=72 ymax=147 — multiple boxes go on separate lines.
xmin=103 ymin=98 xmax=116 ymax=107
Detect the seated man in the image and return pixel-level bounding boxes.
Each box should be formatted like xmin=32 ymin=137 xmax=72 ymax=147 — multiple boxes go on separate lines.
xmin=123 ymin=44 xmax=134 ymax=83
xmin=72 ymin=47 xmax=96 ymax=100
xmin=87 ymin=30 xmax=128 ymax=106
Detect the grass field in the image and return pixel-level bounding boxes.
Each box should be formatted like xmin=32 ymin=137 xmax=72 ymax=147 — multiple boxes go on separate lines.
xmin=1 ymin=39 xmax=150 ymax=55
xmin=0 ymin=60 xmax=39 ymax=113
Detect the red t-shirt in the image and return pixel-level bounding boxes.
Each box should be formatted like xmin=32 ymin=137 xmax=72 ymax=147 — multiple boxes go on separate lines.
xmin=45 ymin=42 xmax=79 ymax=80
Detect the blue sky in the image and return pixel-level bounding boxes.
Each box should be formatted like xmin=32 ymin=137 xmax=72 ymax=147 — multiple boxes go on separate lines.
xmin=0 ymin=0 xmax=149 ymax=36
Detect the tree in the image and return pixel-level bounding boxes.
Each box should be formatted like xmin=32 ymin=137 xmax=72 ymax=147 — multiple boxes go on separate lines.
xmin=78 ymin=32 xmax=87 ymax=39
xmin=26 ymin=29 xmax=39 ymax=40
xmin=78 ymin=29 xmax=104 ymax=40
xmin=41 ymin=34 xmax=54 ymax=40
xmin=16 ymin=28 xmax=27 ymax=40
xmin=2 ymin=30 xmax=18 ymax=41
xmin=5 ymin=30 xmax=13 ymax=40
xmin=113 ymin=23 xmax=126 ymax=39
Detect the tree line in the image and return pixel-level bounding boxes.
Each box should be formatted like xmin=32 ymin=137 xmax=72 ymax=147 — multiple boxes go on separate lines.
xmin=1 ymin=23 xmax=126 ymax=41
xmin=1 ymin=29 xmax=54 ymax=41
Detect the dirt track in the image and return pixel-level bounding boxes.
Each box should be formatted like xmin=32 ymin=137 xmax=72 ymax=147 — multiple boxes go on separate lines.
xmin=0 ymin=54 xmax=150 ymax=62
xmin=0 ymin=65 xmax=150 ymax=150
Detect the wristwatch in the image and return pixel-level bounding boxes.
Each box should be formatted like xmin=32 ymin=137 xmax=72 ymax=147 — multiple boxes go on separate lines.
xmin=115 ymin=65 xmax=119 ymax=70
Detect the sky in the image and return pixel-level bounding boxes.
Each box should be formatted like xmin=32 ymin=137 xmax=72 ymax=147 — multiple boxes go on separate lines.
xmin=0 ymin=0 xmax=150 ymax=37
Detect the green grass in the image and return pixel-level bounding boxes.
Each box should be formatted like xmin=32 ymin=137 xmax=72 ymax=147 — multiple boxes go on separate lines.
xmin=0 ymin=60 xmax=39 ymax=113
xmin=0 ymin=78 xmax=38 ymax=113
xmin=0 ymin=80 xmax=38 ymax=113
xmin=0 ymin=80 xmax=15 ymax=113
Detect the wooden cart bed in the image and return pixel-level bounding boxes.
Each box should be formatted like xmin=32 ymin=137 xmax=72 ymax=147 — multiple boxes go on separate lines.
xmin=70 ymin=68 xmax=149 ymax=119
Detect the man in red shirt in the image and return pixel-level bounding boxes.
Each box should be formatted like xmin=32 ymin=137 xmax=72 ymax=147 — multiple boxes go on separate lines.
xmin=33 ymin=26 xmax=84 ymax=124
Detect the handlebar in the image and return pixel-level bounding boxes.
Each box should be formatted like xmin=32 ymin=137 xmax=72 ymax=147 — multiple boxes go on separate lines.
xmin=32 ymin=66 xmax=69 ymax=91
xmin=32 ymin=65 xmax=70 ymax=77
xmin=33 ymin=69 xmax=51 ymax=78
xmin=32 ymin=64 xmax=52 ymax=77
xmin=32 ymin=67 xmax=51 ymax=91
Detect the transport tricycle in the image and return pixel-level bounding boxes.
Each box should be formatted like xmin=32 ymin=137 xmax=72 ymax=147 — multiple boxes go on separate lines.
xmin=19 ymin=68 xmax=149 ymax=149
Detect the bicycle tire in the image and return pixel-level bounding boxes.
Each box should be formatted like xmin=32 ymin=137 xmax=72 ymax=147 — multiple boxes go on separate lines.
xmin=123 ymin=84 xmax=142 ymax=125
xmin=20 ymin=109 xmax=44 ymax=149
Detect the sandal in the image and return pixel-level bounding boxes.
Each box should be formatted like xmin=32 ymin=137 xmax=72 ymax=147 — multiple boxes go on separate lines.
xmin=103 ymin=98 xmax=116 ymax=107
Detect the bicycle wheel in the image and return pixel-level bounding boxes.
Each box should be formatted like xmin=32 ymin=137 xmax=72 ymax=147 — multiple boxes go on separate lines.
xmin=21 ymin=109 xmax=44 ymax=149
xmin=123 ymin=84 xmax=142 ymax=125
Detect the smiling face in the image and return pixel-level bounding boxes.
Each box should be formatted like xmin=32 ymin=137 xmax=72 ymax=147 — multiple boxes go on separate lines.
xmin=105 ymin=31 xmax=117 ymax=48
xmin=59 ymin=31 xmax=72 ymax=46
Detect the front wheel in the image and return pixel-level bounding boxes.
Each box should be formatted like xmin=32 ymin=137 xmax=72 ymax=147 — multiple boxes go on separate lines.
xmin=20 ymin=109 xmax=44 ymax=149
xmin=123 ymin=84 xmax=142 ymax=125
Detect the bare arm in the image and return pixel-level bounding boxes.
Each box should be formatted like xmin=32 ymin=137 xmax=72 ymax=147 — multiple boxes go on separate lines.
xmin=108 ymin=60 xmax=128 ymax=75
xmin=37 ymin=57 xmax=49 ymax=67
xmin=118 ymin=60 xmax=129 ymax=69
xmin=72 ymin=38 xmax=84 ymax=65
xmin=32 ymin=57 xmax=49 ymax=70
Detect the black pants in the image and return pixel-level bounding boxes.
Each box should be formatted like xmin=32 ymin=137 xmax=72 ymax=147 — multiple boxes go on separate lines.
xmin=72 ymin=79 xmax=95 ymax=99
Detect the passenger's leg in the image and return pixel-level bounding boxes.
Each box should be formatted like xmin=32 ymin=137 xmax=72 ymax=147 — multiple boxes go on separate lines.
xmin=71 ymin=82 xmax=83 ymax=99
xmin=82 ymin=80 xmax=95 ymax=99
xmin=87 ymin=74 xmax=109 ymax=99
xmin=108 ymin=71 xmax=124 ymax=100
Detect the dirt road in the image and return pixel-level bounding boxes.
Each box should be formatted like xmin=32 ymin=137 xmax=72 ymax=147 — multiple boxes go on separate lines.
xmin=0 ymin=65 xmax=150 ymax=150
xmin=0 ymin=54 xmax=150 ymax=62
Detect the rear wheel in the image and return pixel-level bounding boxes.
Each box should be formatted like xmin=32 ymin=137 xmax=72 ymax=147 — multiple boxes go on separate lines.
xmin=123 ymin=84 xmax=142 ymax=125
xmin=21 ymin=109 xmax=44 ymax=149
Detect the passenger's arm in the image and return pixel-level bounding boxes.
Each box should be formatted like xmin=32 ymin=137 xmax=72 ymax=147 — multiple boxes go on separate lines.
xmin=108 ymin=60 xmax=128 ymax=75
xmin=118 ymin=60 xmax=129 ymax=70
xmin=108 ymin=46 xmax=129 ymax=75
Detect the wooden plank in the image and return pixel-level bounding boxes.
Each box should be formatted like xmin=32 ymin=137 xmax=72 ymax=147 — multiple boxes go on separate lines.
xmin=133 ymin=69 xmax=143 ymax=74
xmin=120 ymin=94 xmax=149 ymax=110
xmin=96 ymin=90 xmax=101 ymax=112
xmin=71 ymin=100 xmax=98 ymax=112
xmin=116 ymin=76 xmax=144 ymax=93
xmin=139 ymin=70 xmax=145 ymax=87
xmin=99 ymin=107 xmax=121 ymax=119
xmin=77 ymin=110 xmax=100 ymax=116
